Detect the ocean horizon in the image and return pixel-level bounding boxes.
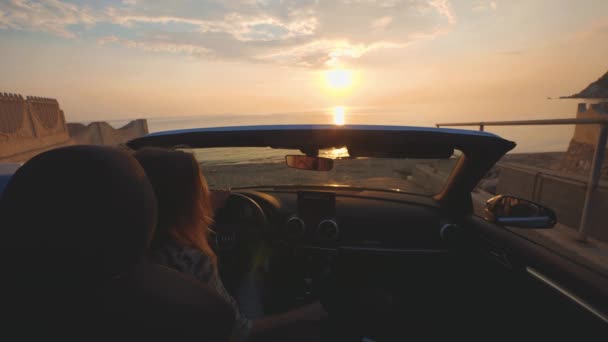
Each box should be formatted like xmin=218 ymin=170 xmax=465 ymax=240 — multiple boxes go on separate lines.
xmin=73 ymin=99 xmax=607 ymax=156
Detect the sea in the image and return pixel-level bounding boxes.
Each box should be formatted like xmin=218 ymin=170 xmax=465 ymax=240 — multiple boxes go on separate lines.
xmin=80 ymin=99 xmax=605 ymax=165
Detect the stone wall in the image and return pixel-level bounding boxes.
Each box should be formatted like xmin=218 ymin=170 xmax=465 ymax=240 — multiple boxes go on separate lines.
xmin=560 ymin=102 xmax=608 ymax=177
xmin=0 ymin=93 xmax=70 ymax=161
xmin=0 ymin=92 xmax=148 ymax=162
xmin=496 ymin=163 xmax=608 ymax=242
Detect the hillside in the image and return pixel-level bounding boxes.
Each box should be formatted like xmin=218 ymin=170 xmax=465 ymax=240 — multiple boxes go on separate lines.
xmin=564 ymin=70 xmax=608 ymax=98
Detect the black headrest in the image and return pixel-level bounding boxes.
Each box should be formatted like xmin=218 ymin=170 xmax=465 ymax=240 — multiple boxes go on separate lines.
xmin=0 ymin=146 xmax=235 ymax=340
xmin=0 ymin=145 xmax=157 ymax=282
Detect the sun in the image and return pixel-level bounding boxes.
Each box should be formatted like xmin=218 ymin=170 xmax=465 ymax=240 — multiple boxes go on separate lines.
xmin=325 ymin=69 xmax=353 ymax=90
xmin=333 ymin=106 xmax=345 ymax=125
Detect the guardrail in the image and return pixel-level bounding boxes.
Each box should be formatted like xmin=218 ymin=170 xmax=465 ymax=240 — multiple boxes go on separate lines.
xmin=436 ymin=118 xmax=608 ymax=242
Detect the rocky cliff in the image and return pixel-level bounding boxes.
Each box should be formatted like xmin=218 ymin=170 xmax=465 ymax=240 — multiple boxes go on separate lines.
xmin=565 ymin=70 xmax=608 ymax=99
xmin=0 ymin=92 xmax=148 ymax=162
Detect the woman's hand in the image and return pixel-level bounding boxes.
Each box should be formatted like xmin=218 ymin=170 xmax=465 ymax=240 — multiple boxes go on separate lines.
xmin=251 ymin=301 xmax=328 ymax=336
xmin=290 ymin=301 xmax=328 ymax=321
xmin=210 ymin=189 xmax=231 ymax=212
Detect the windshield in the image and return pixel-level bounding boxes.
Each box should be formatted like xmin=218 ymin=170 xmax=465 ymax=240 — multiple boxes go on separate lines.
xmin=187 ymin=147 xmax=462 ymax=195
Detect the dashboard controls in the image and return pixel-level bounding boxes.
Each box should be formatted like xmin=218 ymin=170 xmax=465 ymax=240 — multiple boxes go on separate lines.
xmin=317 ymin=219 xmax=339 ymax=241
xmin=285 ymin=216 xmax=306 ymax=239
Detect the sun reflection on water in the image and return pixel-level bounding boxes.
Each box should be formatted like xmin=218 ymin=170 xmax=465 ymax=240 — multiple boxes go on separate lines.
xmin=320 ymin=146 xmax=350 ymax=159
xmin=333 ymin=106 xmax=345 ymax=125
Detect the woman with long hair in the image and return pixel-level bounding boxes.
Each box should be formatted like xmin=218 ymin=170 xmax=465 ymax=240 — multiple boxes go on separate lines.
xmin=134 ymin=148 xmax=325 ymax=341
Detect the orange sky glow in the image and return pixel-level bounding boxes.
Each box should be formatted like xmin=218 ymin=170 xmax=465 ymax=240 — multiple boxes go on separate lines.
xmin=0 ymin=0 xmax=606 ymax=126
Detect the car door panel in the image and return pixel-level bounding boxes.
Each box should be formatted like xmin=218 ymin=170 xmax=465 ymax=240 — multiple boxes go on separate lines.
xmin=462 ymin=215 xmax=608 ymax=334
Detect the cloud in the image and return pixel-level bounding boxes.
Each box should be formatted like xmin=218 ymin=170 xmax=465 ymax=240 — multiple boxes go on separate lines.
xmin=370 ymin=16 xmax=393 ymax=30
xmin=429 ymin=0 xmax=456 ymax=24
xmin=0 ymin=0 xmax=97 ymax=38
xmin=96 ymin=35 xmax=119 ymax=45
xmin=472 ymin=0 xmax=497 ymax=12
xmin=98 ymin=34 xmax=211 ymax=55
xmin=109 ymin=12 xmax=318 ymax=42
xmin=259 ymin=39 xmax=404 ymax=67
xmin=1 ymin=0 xmax=456 ymax=68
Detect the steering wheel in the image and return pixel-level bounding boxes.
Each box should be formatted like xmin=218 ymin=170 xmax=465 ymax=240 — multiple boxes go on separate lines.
xmin=212 ymin=192 xmax=268 ymax=251
xmin=211 ymin=193 xmax=268 ymax=291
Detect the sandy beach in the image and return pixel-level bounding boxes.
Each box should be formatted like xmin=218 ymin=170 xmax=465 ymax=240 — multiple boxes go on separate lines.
xmin=200 ymin=158 xmax=459 ymax=194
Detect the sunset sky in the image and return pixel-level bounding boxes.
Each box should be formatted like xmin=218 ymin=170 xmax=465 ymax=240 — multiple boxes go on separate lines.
xmin=1 ymin=0 xmax=607 ymax=123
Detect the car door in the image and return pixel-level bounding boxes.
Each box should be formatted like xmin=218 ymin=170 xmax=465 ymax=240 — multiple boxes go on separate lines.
xmin=458 ymin=214 xmax=608 ymax=337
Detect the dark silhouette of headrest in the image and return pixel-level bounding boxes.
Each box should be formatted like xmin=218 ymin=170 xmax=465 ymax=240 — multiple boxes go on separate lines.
xmin=0 ymin=145 xmax=235 ymax=340
xmin=0 ymin=145 xmax=157 ymax=281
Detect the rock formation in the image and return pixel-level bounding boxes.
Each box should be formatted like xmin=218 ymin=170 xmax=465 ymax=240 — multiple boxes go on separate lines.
xmin=0 ymin=92 xmax=148 ymax=162
xmin=563 ymin=70 xmax=608 ymax=99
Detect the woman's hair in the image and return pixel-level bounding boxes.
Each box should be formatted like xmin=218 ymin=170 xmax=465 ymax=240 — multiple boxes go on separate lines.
xmin=134 ymin=147 xmax=216 ymax=265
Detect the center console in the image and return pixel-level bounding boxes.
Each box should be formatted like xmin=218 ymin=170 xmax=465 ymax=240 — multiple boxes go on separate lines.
xmin=284 ymin=191 xmax=339 ymax=244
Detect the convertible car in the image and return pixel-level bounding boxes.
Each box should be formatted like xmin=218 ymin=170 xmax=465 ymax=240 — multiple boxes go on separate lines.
xmin=2 ymin=125 xmax=607 ymax=340
xmin=127 ymin=125 xmax=608 ymax=339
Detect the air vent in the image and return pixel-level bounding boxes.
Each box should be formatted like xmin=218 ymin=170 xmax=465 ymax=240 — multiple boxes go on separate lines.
xmin=285 ymin=217 xmax=306 ymax=239
xmin=317 ymin=219 xmax=339 ymax=241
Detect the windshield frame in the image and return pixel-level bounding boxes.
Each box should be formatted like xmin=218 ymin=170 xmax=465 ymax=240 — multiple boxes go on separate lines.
xmin=128 ymin=124 xmax=516 ymax=202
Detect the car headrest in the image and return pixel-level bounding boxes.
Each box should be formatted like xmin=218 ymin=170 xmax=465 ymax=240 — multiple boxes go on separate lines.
xmin=0 ymin=146 xmax=235 ymax=340
xmin=0 ymin=145 xmax=157 ymax=283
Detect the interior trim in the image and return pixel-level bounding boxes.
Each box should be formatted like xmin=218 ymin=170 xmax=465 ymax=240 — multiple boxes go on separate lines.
xmin=297 ymin=246 xmax=448 ymax=255
xmin=527 ymin=267 xmax=608 ymax=324
xmin=340 ymin=246 xmax=448 ymax=254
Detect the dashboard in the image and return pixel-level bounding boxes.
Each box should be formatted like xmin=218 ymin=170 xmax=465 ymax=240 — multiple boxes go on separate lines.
xmin=212 ymin=187 xmax=608 ymax=339
xmin=226 ymin=187 xmax=455 ymax=252
xmin=213 ymin=186 xmax=478 ymax=339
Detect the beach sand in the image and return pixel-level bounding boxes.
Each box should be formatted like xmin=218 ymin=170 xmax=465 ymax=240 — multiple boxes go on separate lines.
xmin=201 ymin=158 xmax=458 ymax=194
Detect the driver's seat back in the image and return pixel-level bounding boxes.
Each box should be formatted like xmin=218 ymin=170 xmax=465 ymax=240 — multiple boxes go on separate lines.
xmin=0 ymin=145 xmax=234 ymax=340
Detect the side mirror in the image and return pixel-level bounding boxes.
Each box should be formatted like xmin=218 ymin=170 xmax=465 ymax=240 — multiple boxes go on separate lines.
xmin=285 ymin=155 xmax=333 ymax=171
xmin=484 ymin=195 xmax=557 ymax=229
